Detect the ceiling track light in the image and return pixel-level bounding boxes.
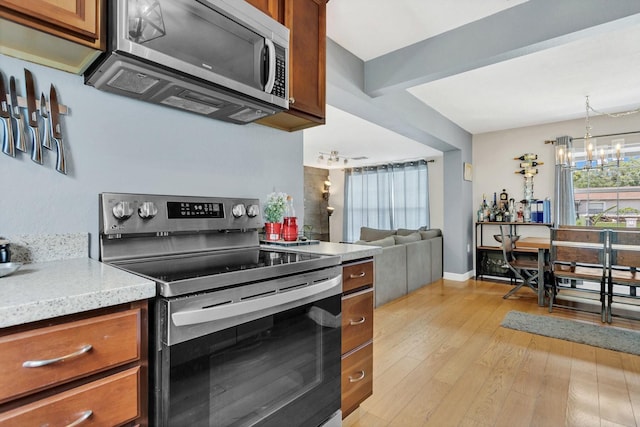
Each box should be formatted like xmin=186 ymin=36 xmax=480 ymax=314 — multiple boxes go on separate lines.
xmin=317 ymin=150 xmax=355 ymax=167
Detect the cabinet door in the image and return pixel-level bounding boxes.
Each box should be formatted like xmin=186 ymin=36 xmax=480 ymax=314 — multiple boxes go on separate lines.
xmin=245 ymin=0 xmax=281 ymax=21
xmin=342 ymin=289 xmax=373 ymax=354
xmin=284 ymin=0 xmax=326 ymax=120
xmin=0 ymin=367 xmax=140 ymax=426
xmin=341 ymin=343 xmax=373 ymax=418
xmin=343 ymin=261 xmax=374 ymax=293
xmin=0 ymin=308 xmax=141 ymax=403
xmin=0 ymin=0 xmax=100 ymax=39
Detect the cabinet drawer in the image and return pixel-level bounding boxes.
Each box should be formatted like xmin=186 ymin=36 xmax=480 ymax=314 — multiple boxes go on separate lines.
xmin=343 ymin=261 xmax=373 ymax=293
xmin=0 ymin=367 xmax=140 ymax=426
xmin=341 ymin=343 xmax=373 ymax=418
xmin=0 ymin=309 xmax=140 ymax=403
xmin=341 ymin=289 xmax=373 ymax=354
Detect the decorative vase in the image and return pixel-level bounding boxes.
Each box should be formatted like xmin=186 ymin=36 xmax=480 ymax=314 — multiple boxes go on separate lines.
xmin=264 ymin=222 xmax=282 ymax=241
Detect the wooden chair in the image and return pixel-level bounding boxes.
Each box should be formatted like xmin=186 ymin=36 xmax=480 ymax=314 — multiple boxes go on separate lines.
xmin=549 ymin=228 xmax=608 ymax=322
xmin=607 ymin=229 xmax=640 ymax=322
xmin=499 ymin=225 xmax=540 ymax=299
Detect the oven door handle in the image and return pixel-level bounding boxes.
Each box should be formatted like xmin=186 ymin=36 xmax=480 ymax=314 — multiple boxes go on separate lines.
xmin=171 ymin=275 xmax=342 ymax=327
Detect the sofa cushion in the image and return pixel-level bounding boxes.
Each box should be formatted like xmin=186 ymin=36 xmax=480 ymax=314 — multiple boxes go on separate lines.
xmin=406 ymin=240 xmax=432 ymax=292
xmin=374 ymin=245 xmax=407 ymax=307
xmin=360 ymin=227 xmax=397 ymax=242
xmin=393 ymin=232 xmax=421 ymax=244
xmin=355 ymin=236 xmax=396 ymax=247
xmin=420 ymin=229 xmax=442 ymax=240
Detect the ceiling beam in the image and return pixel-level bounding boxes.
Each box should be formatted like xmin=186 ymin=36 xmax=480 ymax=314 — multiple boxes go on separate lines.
xmin=364 ymin=0 xmax=640 ymax=97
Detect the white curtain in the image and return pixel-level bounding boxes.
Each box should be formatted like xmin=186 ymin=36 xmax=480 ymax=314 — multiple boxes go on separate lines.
xmin=554 ymin=135 xmax=577 ymax=225
xmin=344 ymin=160 xmax=430 ymax=242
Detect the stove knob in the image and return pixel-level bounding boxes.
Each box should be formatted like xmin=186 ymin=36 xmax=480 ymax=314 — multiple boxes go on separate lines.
xmin=247 ymin=204 xmax=260 ymax=218
xmin=138 ymin=201 xmax=158 ymax=219
xmin=232 ymin=204 xmax=246 ymax=218
xmin=112 ymin=201 xmax=134 ymax=220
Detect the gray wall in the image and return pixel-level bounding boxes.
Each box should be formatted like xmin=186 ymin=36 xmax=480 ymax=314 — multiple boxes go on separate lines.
xmin=326 ymin=39 xmax=474 ymax=277
xmin=303 ymin=166 xmax=330 ymax=241
xmin=0 ymin=55 xmax=304 ymax=258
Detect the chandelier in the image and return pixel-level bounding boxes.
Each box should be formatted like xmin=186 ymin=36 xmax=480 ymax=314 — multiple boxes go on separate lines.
xmin=553 ymin=96 xmax=640 ymax=170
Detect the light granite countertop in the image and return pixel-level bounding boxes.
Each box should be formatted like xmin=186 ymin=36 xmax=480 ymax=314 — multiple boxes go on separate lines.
xmin=263 ymin=241 xmax=382 ymax=263
xmin=0 ymin=258 xmax=155 ymax=328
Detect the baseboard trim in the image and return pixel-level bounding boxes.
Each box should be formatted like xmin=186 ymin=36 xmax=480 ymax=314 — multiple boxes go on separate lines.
xmin=443 ymin=270 xmax=474 ymax=282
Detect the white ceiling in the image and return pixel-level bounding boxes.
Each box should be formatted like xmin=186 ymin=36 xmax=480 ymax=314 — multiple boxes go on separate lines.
xmin=303 ymin=0 xmax=640 ymax=169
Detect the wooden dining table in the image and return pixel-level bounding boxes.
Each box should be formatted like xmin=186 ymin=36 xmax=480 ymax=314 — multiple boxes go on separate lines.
xmin=515 ymin=237 xmax=550 ymax=306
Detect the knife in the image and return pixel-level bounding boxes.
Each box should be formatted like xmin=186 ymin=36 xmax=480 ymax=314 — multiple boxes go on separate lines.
xmin=0 ymin=72 xmax=16 ymax=157
xmin=25 ymin=69 xmax=43 ymax=164
xmin=49 ymin=84 xmax=67 ymax=175
xmin=40 ymin=93 xmax=53 ymax=150
xmin=9 ymin=76 xmax=26 ymax=153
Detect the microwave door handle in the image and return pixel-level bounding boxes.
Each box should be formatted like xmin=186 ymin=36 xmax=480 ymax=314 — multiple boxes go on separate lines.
xmin=264 ymin=38 xmax=276 ymax=94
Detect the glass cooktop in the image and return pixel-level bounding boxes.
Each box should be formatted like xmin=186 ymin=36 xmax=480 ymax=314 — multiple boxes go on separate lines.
xmin=112 ymin=248 xmax=339 ymax=296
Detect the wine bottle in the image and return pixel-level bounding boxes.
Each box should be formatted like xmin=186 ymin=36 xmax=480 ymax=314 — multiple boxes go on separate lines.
xmin=514 ymin=153 xmax=538 ymax=161
xmin=519 ymin=161 xmax=544 ymax=168
xmin=515 ymin=168 xmax=538 ymax=175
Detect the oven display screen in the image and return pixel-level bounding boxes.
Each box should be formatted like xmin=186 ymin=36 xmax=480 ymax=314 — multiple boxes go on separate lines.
xmin=167 ymin=202 xmax=224 ymax=219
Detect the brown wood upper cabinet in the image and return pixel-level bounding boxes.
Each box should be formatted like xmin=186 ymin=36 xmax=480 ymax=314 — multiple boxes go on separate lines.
xmin=0 ymin=0 xmax=103 ymax=48
xmin=246 ymin=0 xmax=327 ymax=132
xmin=0 ymin=0 xmax=104 ymax=73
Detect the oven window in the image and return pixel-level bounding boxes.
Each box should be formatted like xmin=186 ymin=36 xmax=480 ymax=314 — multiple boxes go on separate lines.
xmin=163 ymin=294 xmax=341 ymax=426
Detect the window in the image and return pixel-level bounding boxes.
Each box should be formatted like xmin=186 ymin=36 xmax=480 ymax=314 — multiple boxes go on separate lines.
xmin=569 ymin=132 xmax=640 ymax=227
xmin=344 ymin=160 xmax=430 ymax=242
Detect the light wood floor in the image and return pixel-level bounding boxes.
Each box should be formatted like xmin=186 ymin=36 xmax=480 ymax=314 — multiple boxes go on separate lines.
xmin=343 ymin=278 xmax=640 ymax=427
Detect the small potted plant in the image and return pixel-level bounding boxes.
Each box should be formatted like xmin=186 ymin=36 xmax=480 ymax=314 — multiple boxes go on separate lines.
xmin=263 ymin=192 xmax=287 ymax=240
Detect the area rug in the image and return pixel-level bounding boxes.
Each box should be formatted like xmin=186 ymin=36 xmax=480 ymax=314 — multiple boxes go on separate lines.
xmin=501 ymin=310 xmax=640 ymax=356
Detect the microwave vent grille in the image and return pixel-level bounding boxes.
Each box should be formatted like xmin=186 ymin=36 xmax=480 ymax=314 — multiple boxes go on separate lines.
xmin=107 ymin=69 xmax=160 ymax=94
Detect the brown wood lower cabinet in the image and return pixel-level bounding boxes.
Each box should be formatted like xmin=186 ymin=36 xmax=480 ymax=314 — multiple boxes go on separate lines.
xmin=0 ymin=367 xmax=140 ymax=426
xmin=341 ymin=259 xmax=374 ymax=418
xmin=0 ymin=301 xmax=148 ymax=426
xmin=341 ymin=342 xmax=373 ymax=418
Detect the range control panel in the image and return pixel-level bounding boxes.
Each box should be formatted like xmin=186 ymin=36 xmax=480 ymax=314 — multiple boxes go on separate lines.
xmin=99 ymin=192 xmax=262 ymax=235
xmin=167 ymin=201 xmax=223 ymax=219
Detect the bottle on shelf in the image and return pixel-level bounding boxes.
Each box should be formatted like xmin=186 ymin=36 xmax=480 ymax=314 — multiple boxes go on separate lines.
xmin=514 ymin=153 xmax=538 ymax=161
xmin=519 ymin=161 xmax=544 ymax=168
xmin=515 ymin=168 xmax=538 ymax=176
xmin=482 ymin=194 xmax=490 ymax=222
xmin=499 ymin=189 xmax=508 ymax=210
xmin=490 ymin=193 xmax=497 ymax=222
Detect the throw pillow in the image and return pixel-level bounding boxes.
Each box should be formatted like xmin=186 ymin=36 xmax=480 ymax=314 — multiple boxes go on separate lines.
xmin=420 ymin=229 xmax=442 ymax=240
xmin=356 ymin=236 xmax=396 ymax=247
xmin=396 ymin=228 xmax=418 ymax=236
xmin=393 ymin=232 xmax=422 ymax=244
xmin=360 ymin=226 xmax=397 ymax=241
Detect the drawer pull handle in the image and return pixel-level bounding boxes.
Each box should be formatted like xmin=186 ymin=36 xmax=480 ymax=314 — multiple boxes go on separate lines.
xmin=349 ymin=272 xmax=366 ymax=279
xmin=349 ymin=370 xmax=366 ymax=383
xmin=65 ymin=410 xmax=93 ymax=427
xmin=22 ymin=344 xmax=93 ymax=368
xmin=349 ymin=317 xmax=366 ymax=326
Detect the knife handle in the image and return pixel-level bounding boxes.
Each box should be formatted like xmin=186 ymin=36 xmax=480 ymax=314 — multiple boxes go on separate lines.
xmin=54 ymin=136 xmax=67 ymax=175
xmin=29 ymin=124 xmax=43 ymax=164
xmin=42 ymin=116 xmax=53 ymax=150
xmin=1 ymin=116 xmax=15 ymax=157
xmin=13 ymin=113 xmax=26 ymax=153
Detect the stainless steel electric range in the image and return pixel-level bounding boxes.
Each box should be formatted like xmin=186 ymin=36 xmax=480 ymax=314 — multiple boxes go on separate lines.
xmin=99 ymin=192 xmax=342 ymax=427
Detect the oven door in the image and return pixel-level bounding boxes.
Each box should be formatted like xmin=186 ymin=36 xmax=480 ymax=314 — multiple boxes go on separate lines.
xmin=153 ymin=270 xmax=342 ymax=427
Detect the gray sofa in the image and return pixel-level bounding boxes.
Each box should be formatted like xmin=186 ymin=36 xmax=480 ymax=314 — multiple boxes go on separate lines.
xmin=355 ymin=227 xmax=443 ymax=307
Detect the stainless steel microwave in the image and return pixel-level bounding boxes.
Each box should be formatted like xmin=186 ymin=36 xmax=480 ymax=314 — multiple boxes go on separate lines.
xmin=85 ymin=0 xmax=289 ymax=124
